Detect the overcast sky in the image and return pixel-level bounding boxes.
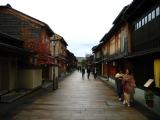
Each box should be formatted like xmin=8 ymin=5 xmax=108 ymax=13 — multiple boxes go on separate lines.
xmin=0 ymin=0 xmax=133 ymax=57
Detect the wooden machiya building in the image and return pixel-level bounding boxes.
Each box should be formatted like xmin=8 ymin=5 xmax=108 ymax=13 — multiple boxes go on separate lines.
xmin=98 ymin=5 xmax=132 ymax=79
xmin=92 ymin=43 xmax=103 ymax=76
xmin=124 ymin=0 xmax=160 ymax=114
xmin=93 ymin=0 xmax=160 ymax=116
xmin=51 ymin=34 xmax=68 ymax=78
xmin=57 ymin=38 xmax=68 ymax=78
xmin=92 ymin=0 xmax=160 ymax=114
xmin=66 ymin=50 xmax=77 ymax=73
xmin=0 ymin=4 xmax=54 ymax=90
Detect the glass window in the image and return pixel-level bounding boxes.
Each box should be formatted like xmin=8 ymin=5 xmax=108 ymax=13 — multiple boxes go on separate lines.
xmin=148 ymin=13 xmax=151 ymax=22
xmin=139 ymin=21 xmax=141 ymax=28
xmin=152 ymin=10 xmax=155 ymax=19
xmin=145 ymin=16 xmax=148 ymax=24
xmin=156 ymin=7 xmax=160 ymax=16
xmin=136 ymin=22 xmax=139 ymax=29
xmin=142 ymin=18 xmax=145 ymax=26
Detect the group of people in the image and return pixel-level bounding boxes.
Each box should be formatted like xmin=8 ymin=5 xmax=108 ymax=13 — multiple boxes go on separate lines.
xmin=81 ymin=67 xmax=97 ymax=79
xmin=115 ymin=68 xmax=136 ymax=107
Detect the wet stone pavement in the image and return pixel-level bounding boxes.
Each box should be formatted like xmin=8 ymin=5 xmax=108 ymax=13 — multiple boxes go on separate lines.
xmin=3 ymin=71 xmax=151 ymax=120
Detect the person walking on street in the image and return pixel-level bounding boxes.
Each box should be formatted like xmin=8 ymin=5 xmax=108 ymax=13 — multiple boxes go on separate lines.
xmin=122 ymin=69 xmax=136 ymax=107
xmin=82 ymin=67 xmax=85 ymax=79
xmin=115 ymin=69 xmax=123 ymax=101
xmin=87 ymin=67 xmax=91 ymax=79
xmin=93 ymin=67 xmax=97 ymax=79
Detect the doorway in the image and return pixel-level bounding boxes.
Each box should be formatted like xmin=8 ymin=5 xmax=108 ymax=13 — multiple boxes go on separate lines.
xmin=0 ymin=59 xmax=9 ymax=91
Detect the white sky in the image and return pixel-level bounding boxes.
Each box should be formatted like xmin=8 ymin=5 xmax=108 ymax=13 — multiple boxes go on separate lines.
xmin=0 ymin=0 xmax=133 ymax=57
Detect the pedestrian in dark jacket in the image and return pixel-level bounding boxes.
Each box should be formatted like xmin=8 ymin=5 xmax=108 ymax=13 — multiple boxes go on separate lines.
xmin=87 ymin=67 xmax=91 ymax=79
xmin=115 ymin=70 xmax=124 ymax=101
xmin=93 ymin=67 xmax=97 ymax=79
xmin=82 ymin=67 xmax=85 ymax=79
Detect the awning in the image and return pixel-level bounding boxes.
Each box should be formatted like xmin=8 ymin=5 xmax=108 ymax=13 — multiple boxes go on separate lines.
xmin=93 ymin=59 xmax=104 ymax=64
xmin=0 ymin=42 xmax=31 ymax=55
xmin=102 ymin=54 xmax=126 ymax=62
xmin=125 ymin=48 xmax=160 ymax=59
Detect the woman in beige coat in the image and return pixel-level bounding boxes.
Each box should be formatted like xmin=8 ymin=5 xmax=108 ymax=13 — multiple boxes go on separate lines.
xmin=122 ymin=69 xmax=136 ymax=107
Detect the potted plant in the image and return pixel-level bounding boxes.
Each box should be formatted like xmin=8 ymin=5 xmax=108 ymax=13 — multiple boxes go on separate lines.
xmin=144 ymin=90 xmax=154 ymax=107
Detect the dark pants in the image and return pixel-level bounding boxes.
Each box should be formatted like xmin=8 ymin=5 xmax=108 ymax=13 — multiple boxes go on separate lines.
xmin=82 ymin=73 xmax=85 ymax=79
xmin=87 ymin=72 xmax=90 ymax=79
xmin=116 ymin=79 xmax=123 ymax=98
xmin=94 ymin=73 xmax=97 ymax=79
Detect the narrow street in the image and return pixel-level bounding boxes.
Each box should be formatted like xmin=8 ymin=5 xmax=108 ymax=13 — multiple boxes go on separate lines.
xmin=2 ymin=71 xmax=152 ymax=120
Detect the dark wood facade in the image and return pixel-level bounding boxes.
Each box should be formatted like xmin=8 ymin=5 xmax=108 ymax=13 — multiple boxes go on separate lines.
xmin=125 ymin=0 xmax=160 ymax=90
xmin=0 ymin=32 xmax=30 ymax=91
xmin=131 ymin=5 xmax=160 ymax=53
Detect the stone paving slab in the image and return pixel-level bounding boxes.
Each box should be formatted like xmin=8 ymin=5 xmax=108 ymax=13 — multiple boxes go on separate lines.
xmin=1 ymin=71 xmax=157 ymax=120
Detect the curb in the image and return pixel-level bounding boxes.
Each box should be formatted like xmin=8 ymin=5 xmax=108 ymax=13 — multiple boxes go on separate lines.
xmin=0 ymin=85 xmax=52 ymax=118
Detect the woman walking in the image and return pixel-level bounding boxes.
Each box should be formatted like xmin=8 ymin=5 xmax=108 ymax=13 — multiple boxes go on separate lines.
xmin=122 ymin=69 xmax=136 ymax=107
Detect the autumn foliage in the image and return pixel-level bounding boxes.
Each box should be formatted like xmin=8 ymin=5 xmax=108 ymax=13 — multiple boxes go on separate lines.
xmin=21 ymin=27 xmax=53 ymax=65
xmin=35 ymin=40 xmax=53 ymax=65
xmin=35 ymin=40 xmax=49 ymax=54
xmin=24 ymin=39 xmax=53 ymax=65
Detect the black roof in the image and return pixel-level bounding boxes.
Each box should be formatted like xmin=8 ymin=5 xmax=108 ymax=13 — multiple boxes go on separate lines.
xmin=0 ymin=32 xmax=31 ymax=54
xmin=92 ymin=41 xmax=103 ymax=52
xmin=92 ymin=45 xmax=98 ymax=51
xmin=0 ymin=32 xmax=24 ymax=47
xmin=100 ymin=0 xmax=159 ymax=43
xmin=61 ymin=38 xmax=68 ymax=47
xmin=125 ymin=0 xmax=159 ymax=22
xmin=113 ymin=5 xmax=130 ymax=25
xmin=100 ymin=5 xmax=130 ymax=43
xmin=0 ymin=32 xmax=21 ymax=42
